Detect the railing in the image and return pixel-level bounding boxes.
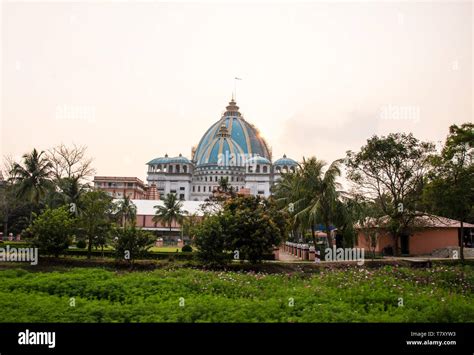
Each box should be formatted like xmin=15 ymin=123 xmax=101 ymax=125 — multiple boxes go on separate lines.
xmin=282 ymin=242 xmax=320 ymax=261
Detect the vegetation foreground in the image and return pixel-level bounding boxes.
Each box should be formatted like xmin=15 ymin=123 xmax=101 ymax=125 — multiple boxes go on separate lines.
xmin=0 ymin=265 xmax=472 ymax=323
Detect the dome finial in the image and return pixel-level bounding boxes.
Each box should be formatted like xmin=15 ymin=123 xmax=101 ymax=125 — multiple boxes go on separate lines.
xmin=225 ymin=98 xmax=240 ymax=116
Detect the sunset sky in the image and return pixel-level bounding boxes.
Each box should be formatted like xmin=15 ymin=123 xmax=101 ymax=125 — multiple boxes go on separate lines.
xmin=1 ymin=1 xmax=472 ymax=182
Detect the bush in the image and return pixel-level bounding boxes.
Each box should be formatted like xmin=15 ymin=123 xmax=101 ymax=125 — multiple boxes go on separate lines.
xmin=194 ymin=214 xmax=230 ymax=266
xmin=181 ymin=245 xmax=193 ymax=252
xmin=113 ymin=226 xmax=155 ymax=264
xmin=76 ymin=240 xmax=87 ymax=249
xmin=195 ymin=196 xmax=288 ymax=265
xmin=28 ymin=207 xmax=75 ymax=257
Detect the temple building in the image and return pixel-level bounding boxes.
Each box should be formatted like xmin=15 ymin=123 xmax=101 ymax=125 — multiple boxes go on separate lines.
xmin=146 ymin=98 xmax=298 ymax=201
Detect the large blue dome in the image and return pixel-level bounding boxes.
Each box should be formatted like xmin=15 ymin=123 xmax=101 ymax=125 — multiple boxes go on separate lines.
xmin=193 ymin=99 xmax=271 ymax=166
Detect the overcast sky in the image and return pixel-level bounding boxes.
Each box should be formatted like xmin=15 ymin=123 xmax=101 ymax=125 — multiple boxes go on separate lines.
xmin=1 ymin=1 xmax=472 ymax=182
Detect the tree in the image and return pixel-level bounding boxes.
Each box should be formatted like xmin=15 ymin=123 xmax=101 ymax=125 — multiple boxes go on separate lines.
xmin=194 ymin=195 xmax=288 ymax=265
xmin=153 ymin=193 xmax=187 ymax=234
xmin=28 ymin=206 xmax=75 ymax=257
xmin=78 ymin=190 xmax=114 ymax=259
xmin=0 ymin=168 xmax=33 ymax=236
xmin=56 ymin=175 xmax=87 ymax=211
xmin=113 ymin=226 xmax=154 ymax=266
xmin=423 ymin=123 xmax=474 ymax=260
xmin=211 ymin=177 xmax=236 ymax=201
xmin=273 ymin=157 xmax=342 ymax=247
xmin=194 ymin=214 xmax=229 ymax=266
xmin=225 ymin=196 xmax=285 ymax=263
xmin=346 ymin=133 xmax=435 ymax=256
xmin=353 ymin=197 xmax=385 ymax=260
xmin=181 ymin=212 xmax=201 ymax=240
xmin=114 ymin=196 xmax=137 ymax=228
xmin=10 ymin=149 xmax=53 ymax=207
xmin=47 ymin=144 xmax=95 ymax=183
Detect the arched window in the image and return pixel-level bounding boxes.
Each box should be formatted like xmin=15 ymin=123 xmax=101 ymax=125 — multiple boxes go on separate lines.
xmin=198 ymin=186 xmax=201 ymax=192
xmin=183 ymin=165 xmax=187 ymax=173
xmin=256 ymin=165 xmax=260 ymax=173
xmin=169 ymin=165 xmax=173 ymax=173
xmin=290 ymin=166 xmax=296 ymax=173
xmin=263 ymin=166 xmax=268 ymax=173
xmin=276 ymin=166 xmax=281 ymax=173
xmin=176 ymin=165 xmax=180 ymax=173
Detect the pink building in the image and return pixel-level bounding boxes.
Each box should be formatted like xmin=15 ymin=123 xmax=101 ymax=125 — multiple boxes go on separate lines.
xmin=94 ymin=176 xmax=146 ymax=199
xmin=356 ymin=215 xmax=474 ymax=256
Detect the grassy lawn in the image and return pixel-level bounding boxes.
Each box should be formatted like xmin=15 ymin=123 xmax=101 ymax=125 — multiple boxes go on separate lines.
xmin=0 ymin=264 xmax=472 ymax=322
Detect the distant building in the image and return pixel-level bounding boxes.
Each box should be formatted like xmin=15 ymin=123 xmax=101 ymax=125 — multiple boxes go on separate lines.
xmin=146 ymin=98 xmax=298 ymax=201
xmin=93 ymin=176 xmax=146 ymax=199
xmin=356 ymin=215 xmax=474 ymax=256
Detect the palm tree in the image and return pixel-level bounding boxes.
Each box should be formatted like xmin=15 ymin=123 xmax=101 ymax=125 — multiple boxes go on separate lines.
xmin=274 ymin=157 xmax=342 ymax=247
xmin=59 ymin=175 xmax=88 ymax=209
xmin=10 ymin=149 xmax=53 ymax=208
xmin=297 ymin=157 xmax=342 ymax=247
xmin=115 ymin=195 xmax=137 ymax=228
xmin=153 ymin=193 xmax=187 ymax=235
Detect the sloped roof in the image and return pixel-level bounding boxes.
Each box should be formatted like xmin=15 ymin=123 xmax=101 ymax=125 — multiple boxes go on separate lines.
xmin=356 ymin=213 xmax=474 ymax=229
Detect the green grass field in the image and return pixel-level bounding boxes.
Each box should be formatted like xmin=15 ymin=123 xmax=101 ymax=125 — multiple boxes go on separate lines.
xmin=0 ymin=265 xmax=472 ymax=322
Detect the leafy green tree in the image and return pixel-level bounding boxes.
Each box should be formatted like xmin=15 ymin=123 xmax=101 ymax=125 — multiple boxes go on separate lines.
xmin=211 ymin=177 xmax=236 ymax=201
xmin=113 ymin=226 xmax=154 ymax=266
xmin=195 ymin=195 xmax=288 ymax=265
xmin=181 ymin=212 xmax=201 ymax=240
xmin=10 ymin=149 xmax=53 ymax=208
xmin=194 ymin=213 xmax=229 ymax=266
xmin=225 ymin=196 xmax=285 ymax=263
xmin=28 ymin=206 xmax=75 ymax=257
xmin=153 ymin=193 xmax=187 ymax=234
xmin=0 ymin=177 xmax=33 ymax=236
xmin=78 ymin=190 xmax=114 ymax=258
xmin=423 ymin=123 xmax=474 ymax=260
xmin=59 ymin=176 xmax=86 ymax=206
xmin=346 ymin=133 xmax=435 ymax=255
xmin=114 ymin=195 xmax=137 ymax=228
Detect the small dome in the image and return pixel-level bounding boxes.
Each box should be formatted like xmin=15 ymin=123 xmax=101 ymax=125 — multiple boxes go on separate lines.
xmin=274 ymin=154 xmax=298 ymax=166
xmin=247 ymin=155 xmax=271 ymax=165
xmin=147 ymin=155 xmax=191 ymax=165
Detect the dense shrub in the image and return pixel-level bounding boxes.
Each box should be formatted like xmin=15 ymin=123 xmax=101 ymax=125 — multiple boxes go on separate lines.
xmin=76 ymin=240 xmax=87 ymax=249
xmin=28 ymin=207 xmax=75 ymax=257
xmin=195 ymin=196 xmax=288 ymax=265
xmin=182 ymin=245 xmax=193 ymax=252
xmin=113 ymin=227 xmax=155 ymax=264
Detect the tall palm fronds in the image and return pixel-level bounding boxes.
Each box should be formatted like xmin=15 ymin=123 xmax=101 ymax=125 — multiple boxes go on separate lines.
xmin=115 ymin=195 xmax=137 ymax=228
xmin=153 ymin=193 xmax=187 ymax=233
xmin=273 ymin=157 xmax=342 ymax=247
xmin=10 ymin=149 xmax=53 ymax=206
